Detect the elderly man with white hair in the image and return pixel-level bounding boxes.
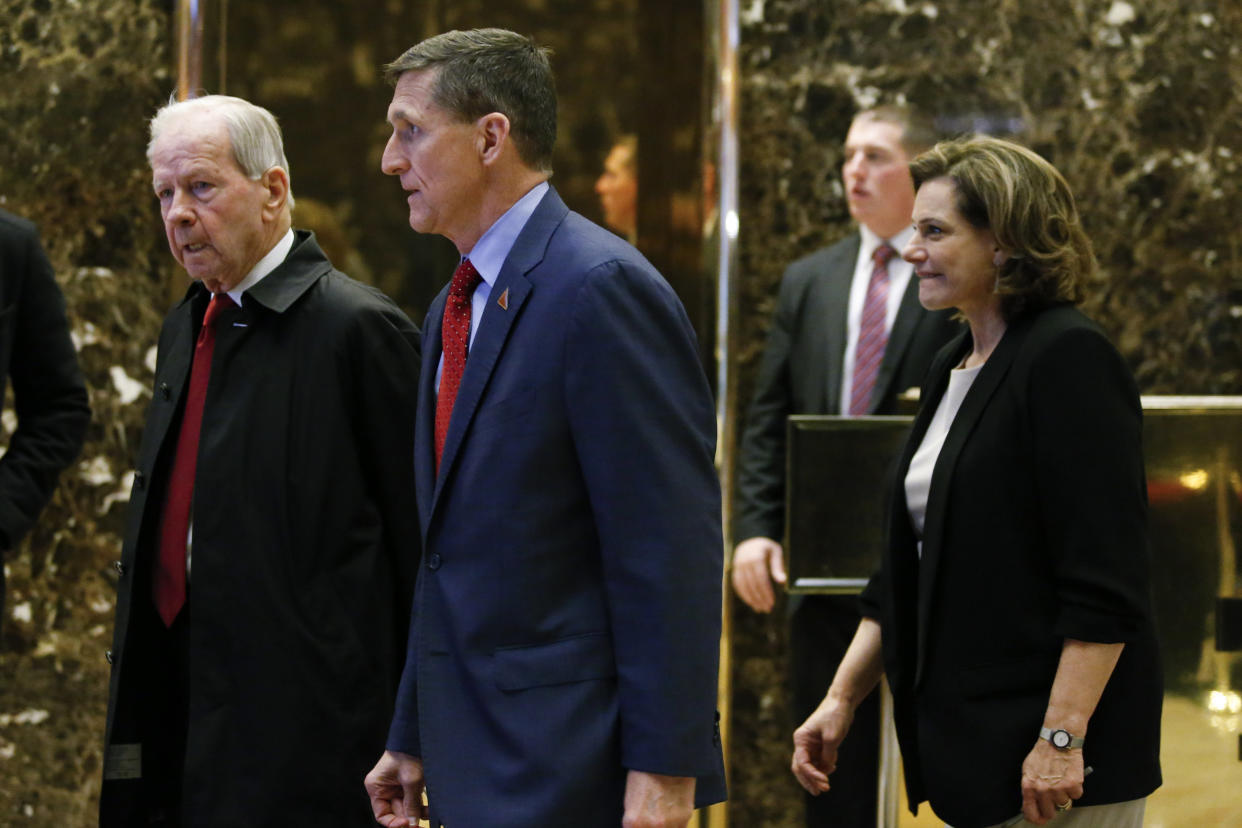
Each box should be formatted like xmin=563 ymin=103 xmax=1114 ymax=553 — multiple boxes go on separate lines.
xmin=100 ymin=94 xmax=421 ymax=827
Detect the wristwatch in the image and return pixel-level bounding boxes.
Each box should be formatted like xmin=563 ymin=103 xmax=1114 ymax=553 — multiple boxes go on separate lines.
xmin=1040 ymin=726 xmax=1084 ymax=751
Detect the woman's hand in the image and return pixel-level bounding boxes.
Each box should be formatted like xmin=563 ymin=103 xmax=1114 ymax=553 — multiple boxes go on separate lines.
xmin=791 ymin=691 xmax=855 ymax=795
xmin=1019 ymin=740 xmax=1084 ymax=824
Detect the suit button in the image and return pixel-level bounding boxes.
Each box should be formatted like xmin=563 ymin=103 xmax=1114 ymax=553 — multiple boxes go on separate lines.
xmin=134 ymin=471 xmax=146 ymax=490
xmin=159 ymin=382 xmax=171 ymax=400
xmin=104 ymin=650 xmax=114 ymax=665
xmin=112 ymin=560 xmax=124 ymax=576
xmin=427 ymin=553 xmax=442 ymax=571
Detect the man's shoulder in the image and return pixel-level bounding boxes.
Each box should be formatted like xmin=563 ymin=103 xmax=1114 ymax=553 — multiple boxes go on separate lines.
xmin=784 ymin=232 xmax=859 ymax=280
xmin=539 ymin=211 xmax=662 ymax=284
xmin=0 ymin=208 xmax=38 ymax=250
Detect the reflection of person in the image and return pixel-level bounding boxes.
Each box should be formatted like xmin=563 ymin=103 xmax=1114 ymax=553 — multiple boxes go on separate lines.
xmin=732 ymin=106 xmax=956 ymax=826
xmin=364 ymin=29 xmax=725 ymax=828
xmin=100 ymin=95 xmax=420 ymax=826
xmin=0 ymin=210 xmax=90 ymax=623
xmin=595 ymin=133 xmax=638 ymax=240
xmin=792 ymin=136 xmax=1163 ymax=828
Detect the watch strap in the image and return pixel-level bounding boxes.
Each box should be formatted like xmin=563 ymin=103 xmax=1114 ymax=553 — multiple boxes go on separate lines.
xmin=1040 ymin=726 xmax=1085 ymax=750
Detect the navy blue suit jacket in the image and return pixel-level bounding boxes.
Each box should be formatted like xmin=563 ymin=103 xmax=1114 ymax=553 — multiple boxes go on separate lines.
xmin=388 ymin=187 xmax=726 ymax=826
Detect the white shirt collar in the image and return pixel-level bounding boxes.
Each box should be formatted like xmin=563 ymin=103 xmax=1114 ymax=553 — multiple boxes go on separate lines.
xmin=858 ymin=223 xmax=914 ymax=261
xmin=462 ymin=181 xmax=550 ymax=289
xmin=226 ymin=228 xmax=296 ymax=305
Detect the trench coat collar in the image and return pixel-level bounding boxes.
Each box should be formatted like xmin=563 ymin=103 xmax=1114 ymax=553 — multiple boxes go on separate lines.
xmin=239 ymin=230 xmax=332 ymax=313
xmin=417 ymin=187 xmax=566 ymax=532
xmin=909 ymin=311 xmax=1036 ymax=686
xmin=171 ymin=230 xmax=330 ymax=314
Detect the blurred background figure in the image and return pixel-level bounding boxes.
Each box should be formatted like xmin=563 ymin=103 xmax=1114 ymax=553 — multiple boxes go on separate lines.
xmin=0 ymin=209 xmax=90 ymax=628
xmin=595 ymin=133 xmax=639 ymax=242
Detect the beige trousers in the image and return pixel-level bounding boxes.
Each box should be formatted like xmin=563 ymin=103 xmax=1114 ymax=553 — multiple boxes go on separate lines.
xmin=948 ymin=797 xmax=1147 ymax=828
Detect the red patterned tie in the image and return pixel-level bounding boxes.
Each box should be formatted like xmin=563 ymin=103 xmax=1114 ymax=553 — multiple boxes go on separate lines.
xmin=848 ymin=244 xmax=896 ymax=416
xmin=153 ymin=292 xmax=235 ymax=626
xmin=435 ymin=259 xmax=482 ymax=471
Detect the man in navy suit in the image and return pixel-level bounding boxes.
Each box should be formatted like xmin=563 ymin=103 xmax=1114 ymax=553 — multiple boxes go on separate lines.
xmin=364 ymin=28 xmax=726 ymax=828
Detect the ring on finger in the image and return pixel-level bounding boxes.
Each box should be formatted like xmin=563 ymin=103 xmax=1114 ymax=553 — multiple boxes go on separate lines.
xmin=1055 ymin=799 xmax=1073 ymax=812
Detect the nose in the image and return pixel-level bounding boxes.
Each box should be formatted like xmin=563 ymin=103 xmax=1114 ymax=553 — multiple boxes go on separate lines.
xmin=843 ymin=151 xmax=863 ymax=181
xmin=381 ymin=133 xmax=406 ymax=177
xmin=902 ymin=235 xmax=923 ymax=263
xmin=166 ymin=190 xmax=195 ymax=226
xmin=595 ymin=173 xmax=608 ymax=195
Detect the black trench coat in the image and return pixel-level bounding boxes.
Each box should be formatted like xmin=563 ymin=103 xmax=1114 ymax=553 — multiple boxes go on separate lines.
xmin=101 ymin=232 xmax=420 ymax=826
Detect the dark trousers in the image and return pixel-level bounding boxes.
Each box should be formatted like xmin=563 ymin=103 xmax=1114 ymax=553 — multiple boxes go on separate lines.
xmin=791 ymin=594 xmax=881 ymax=828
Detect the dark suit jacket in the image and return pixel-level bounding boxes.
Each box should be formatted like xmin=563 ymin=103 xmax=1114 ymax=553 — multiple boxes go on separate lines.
xmin=387 ymin=187 xmax=726 ymax=826
xmin=101 ymin=232 xmax=421 ymax=827
xmin=862 ymin=305 xmax=1163 ymax=827
xmin=0 ymin=210 xmax=89 ymax=610
xmin=734 ymin=232 xmax=958 ymax=543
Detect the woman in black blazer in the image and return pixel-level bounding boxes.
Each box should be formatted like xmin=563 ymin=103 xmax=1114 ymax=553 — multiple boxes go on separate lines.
xmin=791 ymin=136 xmax=1162 ymax=828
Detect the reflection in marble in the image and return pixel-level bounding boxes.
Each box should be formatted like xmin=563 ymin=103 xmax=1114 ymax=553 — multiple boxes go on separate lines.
xmin=730 ymin=1 xmax=1242 ymax=824
xmin=222 ymin=0 xmax=644 ymax=324
xmin=0 ymin=1 xmax=172 ymax=822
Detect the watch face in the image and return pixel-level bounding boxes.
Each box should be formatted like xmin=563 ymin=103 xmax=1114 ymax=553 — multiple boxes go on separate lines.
xmin=1052 ymin=730 xmax=1072 ymax=749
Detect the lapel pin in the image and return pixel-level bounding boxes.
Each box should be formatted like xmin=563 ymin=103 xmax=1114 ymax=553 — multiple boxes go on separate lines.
xmin=497 ymin=288 xmax=510 ymax=310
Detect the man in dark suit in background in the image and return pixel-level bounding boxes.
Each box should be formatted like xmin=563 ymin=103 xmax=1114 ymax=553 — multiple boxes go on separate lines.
xmin=0 ymin=210 xmax=90 ymax=624
xmin=365 ymin=28 xmax=725 ymax=828
xmin=731 ymin=106 xmax=958 ymax=827
xmin=101 ymin=95 xmax=420 ymax=827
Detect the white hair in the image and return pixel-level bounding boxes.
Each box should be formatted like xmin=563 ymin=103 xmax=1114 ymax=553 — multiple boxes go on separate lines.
xmin=148 ymin=94 xmax=295 ymax=207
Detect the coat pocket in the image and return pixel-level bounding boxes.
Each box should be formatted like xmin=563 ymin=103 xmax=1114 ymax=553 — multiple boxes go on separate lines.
xmin=493 ymin=632 xmax=617 ymax=691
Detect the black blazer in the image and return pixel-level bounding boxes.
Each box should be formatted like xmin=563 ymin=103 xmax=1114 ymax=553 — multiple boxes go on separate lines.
xmin=734 ymin=232 xmax=958 ymax=543
xmin=0 ymin=210 xmax=89 ymax=607
xmin=862 ymin=305 xmax=1162 ymax=827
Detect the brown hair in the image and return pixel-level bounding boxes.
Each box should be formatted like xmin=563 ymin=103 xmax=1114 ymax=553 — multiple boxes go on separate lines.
xmin=910 ymin=135 xmax=1091 ymax=320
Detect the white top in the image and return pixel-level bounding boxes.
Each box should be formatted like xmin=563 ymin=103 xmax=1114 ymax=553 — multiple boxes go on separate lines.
xmin=904 ymin=361 xmax=983 ymax=555
xmin=839 ymin=224 xmax=916 ymax=414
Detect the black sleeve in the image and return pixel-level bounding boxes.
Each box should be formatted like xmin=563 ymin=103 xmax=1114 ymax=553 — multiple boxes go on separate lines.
xmin=0 ymin=221 xmax=91 ymax=548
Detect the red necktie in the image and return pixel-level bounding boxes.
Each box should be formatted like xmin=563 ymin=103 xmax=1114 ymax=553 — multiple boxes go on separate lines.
xmin=848 ymin=244 xmax=895 ymax=416
xmin=153 ymin=292 xmax=235 ymax=626
xmin=435 ymin=259 xmax=482 ymax=471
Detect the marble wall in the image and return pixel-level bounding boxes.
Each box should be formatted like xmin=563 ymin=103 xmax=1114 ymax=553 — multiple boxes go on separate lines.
xmin=0 ymin=0 xmax=172 ymax=822
xmin=728 ymin=0 xmax=1242 ymax=824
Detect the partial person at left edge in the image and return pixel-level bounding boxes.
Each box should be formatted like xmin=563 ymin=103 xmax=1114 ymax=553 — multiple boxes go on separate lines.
xmin=0 ymin=209 xmax=91 ymax=626
xmin=100 ymin=95 xmax=421 ymax=828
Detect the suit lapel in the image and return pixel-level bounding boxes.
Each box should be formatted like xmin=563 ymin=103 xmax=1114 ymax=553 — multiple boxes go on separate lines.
xmin=415 ymin=288 xmax=447 ymax=537
xmin=428 ymin=188 xmax=567 ymax=515
xmin=815 ymin=235 xmax=858 ymax=413
xmin=871 ymin=273 xmax=925 ymax=413
xmin=913 ymin=317 xmax=1030 ymax=684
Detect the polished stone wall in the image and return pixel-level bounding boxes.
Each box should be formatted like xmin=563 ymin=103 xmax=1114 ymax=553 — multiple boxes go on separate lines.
xmin=728 ymin=0 xmax=1242 ymax=824
xmin=0 ymin=0 xmax=172 ymax=822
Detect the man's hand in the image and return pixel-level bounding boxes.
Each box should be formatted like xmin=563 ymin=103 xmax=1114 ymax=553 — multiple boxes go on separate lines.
xmin=364 ymin=750 xmax=427 ymax=827
xmin=730 ymin=536 xmax=787 ymax=612
xmin=622 ymin=770 xmax=695 ymax=828
xmin=791 ymin=692 xmax=855 ymax=795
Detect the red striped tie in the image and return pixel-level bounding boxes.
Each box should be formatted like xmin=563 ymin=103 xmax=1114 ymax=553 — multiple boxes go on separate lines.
xmin=153 ymin=292 xmax=235 ymax=626
xmin=435 ymin=259 xmax=482 ymax=471
xmin=848 ymin=244 xmax=895 ymax=416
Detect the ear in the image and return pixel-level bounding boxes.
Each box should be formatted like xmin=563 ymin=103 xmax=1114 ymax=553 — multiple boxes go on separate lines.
xmin=260 ymin=166 xmax=291 ymax=219
xmin=992 ymin=247 xmax=1008 ymax=267
xmin=477 ymin=112 xmax=511 ymax=166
